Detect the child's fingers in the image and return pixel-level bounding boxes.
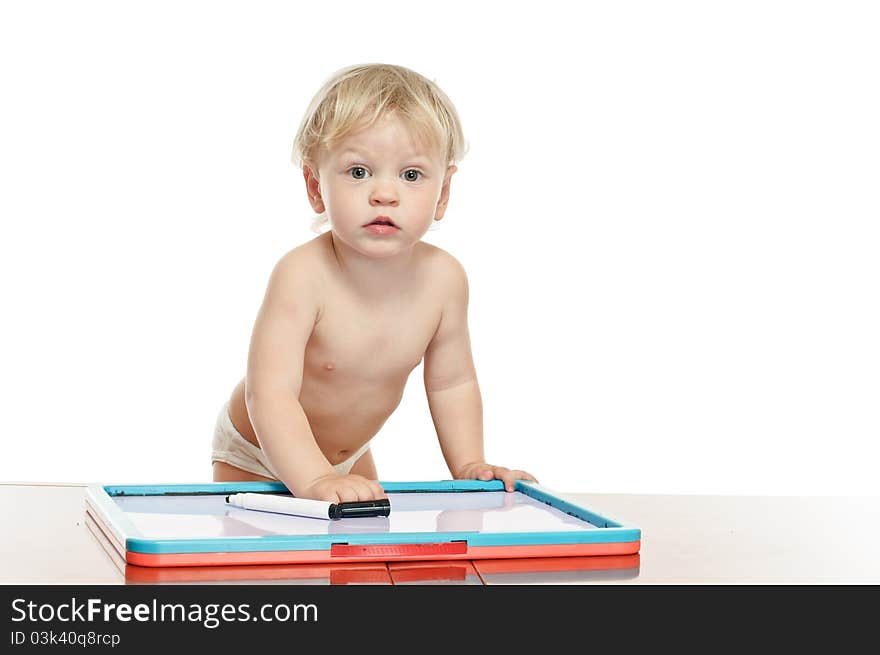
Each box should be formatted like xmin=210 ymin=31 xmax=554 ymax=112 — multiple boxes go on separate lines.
xmin=335 ymin=479 xmax=375 ymax=503
xmin=491 ymin=467 xmax=516 ymax=491
xmin=496 ymin=468 xmax=538 ymax=491
xmin=339 ymin=475 xmax=385 ymax=500
xmin=352 ymin=478 xmax=383 ymax=501
xmin=368 ymin=480 xmax=387 ymax=499
xmin=334 ymin=486 xmax=360 ymax=503
xmin=512 ymin=470 xmax=538 ymax=483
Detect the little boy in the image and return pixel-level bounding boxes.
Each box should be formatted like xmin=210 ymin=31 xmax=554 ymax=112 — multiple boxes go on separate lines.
xmin=211 ymin=63 xmax=537 ymax=502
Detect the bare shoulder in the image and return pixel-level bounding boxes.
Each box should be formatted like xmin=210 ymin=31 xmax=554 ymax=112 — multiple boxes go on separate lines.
xmin=416 ymin=242 xmax=469 ymax=306
xmin=274 ymin=234 xmax=326 ymax=272
xmin=261 ymin=235 xmax=327 ymax=309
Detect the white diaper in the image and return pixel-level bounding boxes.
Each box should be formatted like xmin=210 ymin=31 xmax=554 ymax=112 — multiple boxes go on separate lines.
xmin=211 ymin=402 xmax=371 ymax=479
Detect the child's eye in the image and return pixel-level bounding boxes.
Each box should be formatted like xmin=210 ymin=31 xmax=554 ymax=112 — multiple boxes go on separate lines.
xmin=347 ymin=166 xmax=370 ymax=180
xmin=402 ymin=169 xmax=422 ymax=182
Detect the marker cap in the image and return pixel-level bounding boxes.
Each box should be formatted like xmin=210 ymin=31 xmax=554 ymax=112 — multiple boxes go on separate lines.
xmin=329 ymin=499 xmax=391 ymax=520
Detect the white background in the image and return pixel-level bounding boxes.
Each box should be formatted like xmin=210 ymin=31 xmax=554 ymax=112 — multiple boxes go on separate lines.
xmin=1 ymin=1 xmax=877 ymax=495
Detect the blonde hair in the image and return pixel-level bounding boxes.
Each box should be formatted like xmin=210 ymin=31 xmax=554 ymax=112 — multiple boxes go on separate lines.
xmin=293 ymin=63 xmax=468 ymax=171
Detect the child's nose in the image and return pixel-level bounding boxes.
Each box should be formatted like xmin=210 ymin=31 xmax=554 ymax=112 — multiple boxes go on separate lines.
xmin=368 ymin=179 xmax=399 ymax=205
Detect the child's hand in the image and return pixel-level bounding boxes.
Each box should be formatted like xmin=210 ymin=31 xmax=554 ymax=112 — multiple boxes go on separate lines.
xmin=455 ymin=462 xmax=538 ymax=492
xmin=302 ymin=473 xmax=386 ymax=503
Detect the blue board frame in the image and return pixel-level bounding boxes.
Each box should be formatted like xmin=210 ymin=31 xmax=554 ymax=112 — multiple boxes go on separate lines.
xmin=85 ymin=480 xmax=641 ymax=558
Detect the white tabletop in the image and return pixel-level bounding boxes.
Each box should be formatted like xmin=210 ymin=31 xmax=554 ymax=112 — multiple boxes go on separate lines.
xmin=2 ymin=483 xmax=878 ymax=584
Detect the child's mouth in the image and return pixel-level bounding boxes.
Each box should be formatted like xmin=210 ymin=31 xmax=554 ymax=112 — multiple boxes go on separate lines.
xmin=364 ymin=217 xmax=400 ymax=234
xmin=366 ymin=216 xmax=398 ymax=227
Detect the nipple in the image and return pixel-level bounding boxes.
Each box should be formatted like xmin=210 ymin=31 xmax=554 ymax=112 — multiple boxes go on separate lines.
xmin=323 ymin=362 xmax=335 ymax=371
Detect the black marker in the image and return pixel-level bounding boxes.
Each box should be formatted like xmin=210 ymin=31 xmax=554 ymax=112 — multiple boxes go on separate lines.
xmin=225 ymin=492 xmax=390 ymax=520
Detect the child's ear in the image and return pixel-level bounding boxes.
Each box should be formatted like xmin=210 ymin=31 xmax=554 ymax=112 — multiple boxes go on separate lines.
xmin=434 ymin=165 xmax=458 ymax=221
xmin=303 ymin=165 xmax=325 ymax=214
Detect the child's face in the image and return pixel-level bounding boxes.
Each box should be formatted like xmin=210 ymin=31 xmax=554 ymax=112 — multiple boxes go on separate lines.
xmin=305 ymin=112 xmax=456 ymax=258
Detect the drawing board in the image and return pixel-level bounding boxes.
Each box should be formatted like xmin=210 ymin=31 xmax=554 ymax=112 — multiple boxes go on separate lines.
xmin=85 ymin=480 xmax=641 ymax=567
xmin=86 ymin=510 xmax=639 ymax=584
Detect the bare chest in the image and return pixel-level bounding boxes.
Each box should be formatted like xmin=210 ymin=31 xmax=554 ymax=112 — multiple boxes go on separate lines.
xmin=302 ymin=298 xmax=440 ymax=385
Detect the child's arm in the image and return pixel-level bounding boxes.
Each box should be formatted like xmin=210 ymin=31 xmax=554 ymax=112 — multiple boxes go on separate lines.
xmin=245 ymin=252 xmax=385 ymax=503
xmin=423 ymin=257 xmax=537 ymax=492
